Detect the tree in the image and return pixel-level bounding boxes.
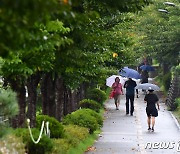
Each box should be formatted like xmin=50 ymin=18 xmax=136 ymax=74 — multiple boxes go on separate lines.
xmin=131 ymin=0 xmax=180 ymax=74
xmin=0 ymin=0 xmax=151 ymax=127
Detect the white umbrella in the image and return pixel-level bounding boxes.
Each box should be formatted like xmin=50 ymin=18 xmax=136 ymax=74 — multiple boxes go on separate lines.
xmin=106 ymin=75 xmax=125 ymax=87
xmin=136 ymin=83 xmax=160 ymax=91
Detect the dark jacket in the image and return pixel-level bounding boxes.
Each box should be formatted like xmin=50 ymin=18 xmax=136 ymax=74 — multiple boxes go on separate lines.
xmin=124 ymin=79 xmax=137 ymax=95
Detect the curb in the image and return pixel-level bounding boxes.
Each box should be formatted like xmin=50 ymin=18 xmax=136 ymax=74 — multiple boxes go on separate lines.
xmin=170 ymin=111 xmax=180 ymax=131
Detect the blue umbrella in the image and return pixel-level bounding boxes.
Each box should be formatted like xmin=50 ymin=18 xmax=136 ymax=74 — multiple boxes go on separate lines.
xmin=140 ymin=65 xmax=155 ymax=71
xmin=119 ymin=67 xmax=141 ymax=79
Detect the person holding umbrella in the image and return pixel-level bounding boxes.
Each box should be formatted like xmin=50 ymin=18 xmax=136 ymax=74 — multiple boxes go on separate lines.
xmin=144 ymin=87 xmax=160 ymax=132
xmin=141 ymin=70 xmax=149 ymax=94
xmin=124 ymin=78 xmax=137 ymax=116
xmin=112 ymin=77 xmax=123 ymax=110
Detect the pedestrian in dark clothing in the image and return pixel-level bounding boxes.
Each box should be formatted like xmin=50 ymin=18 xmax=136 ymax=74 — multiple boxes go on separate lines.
xmin=144 ymin=88 xmax=160 ymax=132
xmin=124 ymin=78 xmax=137 ymax=116
xmin=141 ymin=70 xmax=149 ymax=94
xmin=141 ymin=70 xmax=149 ymax=84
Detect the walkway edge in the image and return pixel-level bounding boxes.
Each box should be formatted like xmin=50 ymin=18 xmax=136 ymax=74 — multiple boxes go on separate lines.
xmin=170 ymin=111 xmax=180 ymax=131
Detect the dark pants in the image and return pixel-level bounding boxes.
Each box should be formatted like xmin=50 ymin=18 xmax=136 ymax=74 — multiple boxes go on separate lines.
xmin=126 ymin=94 xmax=135 ymax=114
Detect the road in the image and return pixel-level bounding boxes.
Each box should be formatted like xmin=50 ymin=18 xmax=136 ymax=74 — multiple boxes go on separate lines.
xmin=86 ymin=85 xmax=180 ymax=154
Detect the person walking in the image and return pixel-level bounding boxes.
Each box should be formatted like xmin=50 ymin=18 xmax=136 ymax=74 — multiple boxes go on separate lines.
xmin=144 ymin=88 xmax=160 ymax=132
xmin=141 ymin=70 xmax=149 ymax=94
xmin=141 ymin=70 xmax=149 ymax=84
xmin=124 ymin=78 xmax=137 ymax=116
xmin=112 ymin=77 xmax=123 ymax=110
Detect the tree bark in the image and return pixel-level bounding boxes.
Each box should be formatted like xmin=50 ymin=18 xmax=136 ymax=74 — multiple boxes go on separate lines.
xmin=27 ymin=73 xmax=41 ymax=127
xmin=17 ymin=86 xmax=26 ymax=127
xmin=55 ymin=77 xmax=64 ymax=121
xmin=41 ymin=72 xmax=56 ymax=118
xmin=162 ymin=62 xmax=170 ymax=75
xmin=41 ymin=73 xmax=49 ymax=115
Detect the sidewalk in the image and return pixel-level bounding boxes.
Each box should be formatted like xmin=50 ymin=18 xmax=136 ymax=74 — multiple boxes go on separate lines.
xmin=86 ymin=88 xmax=180 ymax=154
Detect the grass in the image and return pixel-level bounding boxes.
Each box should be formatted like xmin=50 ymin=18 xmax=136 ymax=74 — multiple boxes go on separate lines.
xmin=172 ymin=98 xmax=180 ymax=123
xmin=68 ymin=129 xmax=101 ymax=154
xmin=173 ymin=109 xmax=180 ymax=124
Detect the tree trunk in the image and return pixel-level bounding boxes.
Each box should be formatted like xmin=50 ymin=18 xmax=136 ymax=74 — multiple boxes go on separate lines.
xmin=41 ymin=73 xmax=56 ymax=118
xmin=41 ymin=73 xmax=49 ymax=115
xmin=17 ymin=86 xmax=26 ymax=127
xmin=63 ymin=87 xmax=68 ymax=116
xmin=55 ymin=77 xmax=64 ymax=121
xmin=162 ymin=62 xmax=170 ymax=75
xmin=71 ymin=90 xmax=78 ymax=112
xmin=27 ymin=73 xmax=41 ymax=127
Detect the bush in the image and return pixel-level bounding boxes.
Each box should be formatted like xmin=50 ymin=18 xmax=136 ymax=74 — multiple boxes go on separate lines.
xmin=0 ymin=134 xmax=26 ymax=154
xmin=162 ymin=72 xmax=171 ymax=91
xmin=64 ymin=125 xmax=89 ymax=147
xmin=85 ymin=109 xmax=103 ymax=127
xmin=0 ymin=126 xmax=13 ymax=138
xmin=79 ymin=99 xmax=102 ymax=112
xmin=0 ymin=88 xmax=19 ymax=118
xmin=86 ymin=88 xmax=107 ymax=105
xmin=14 ymin=128 xmax=53 ymax=154
xmin=63 ymin=109 xmax=100 ymax=134
xmin=36 ymin=115 xmax=64 ymax=138
xmin=52 ymin=139 xmax=70 ymax=154
xmin=175 ymin=98 xmax=180 ymax=109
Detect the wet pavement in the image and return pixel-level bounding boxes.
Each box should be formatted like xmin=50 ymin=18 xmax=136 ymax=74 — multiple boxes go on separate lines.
xmin=86 ymin=81 xmax=180 ymax=154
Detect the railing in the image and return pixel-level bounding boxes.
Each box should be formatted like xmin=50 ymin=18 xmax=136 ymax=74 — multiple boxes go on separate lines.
xmin=166 ymin=74 xmax=180 ymax=110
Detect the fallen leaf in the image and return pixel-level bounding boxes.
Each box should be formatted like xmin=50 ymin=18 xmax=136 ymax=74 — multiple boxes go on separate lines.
xmin=85 ymin=146 xmax=96 ymax=152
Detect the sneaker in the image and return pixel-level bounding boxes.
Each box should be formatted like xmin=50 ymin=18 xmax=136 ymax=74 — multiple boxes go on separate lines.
xmin=148 ymin=127 xmax=151 ymax=131
xmin=116 ymin=108 xmax=119 ymax=110
xmin=151 ymin=128 xmax=154 ymax=132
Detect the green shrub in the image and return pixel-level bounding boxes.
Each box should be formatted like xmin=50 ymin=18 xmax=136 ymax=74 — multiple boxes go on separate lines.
xmin=36 ymin=115 xmax=64 ymax=138
xmin=162 ymin=72 xmax=171 ymax=91
xmin=52 ymin=139 xmax=70 ymax=154
xmin=86 ymin=88 xmax=107 ymax=105
xmin=84 ymin=109 xmax=103 ymax=127
xmin=64 ymin=125 xmax=89 ymax=147
xmin=0 ymin=134 xmax=26 ymax=154
xmin=0 ymin=126 xmax=13 ymax=138
xmin=79 ymin=99 xmax=102 ymax=112
xmin=62 ymin=109 xmax=99 ymax=134
xmin=14 ymin=128 xmax=53 ymax=154
xmin=175 ymin=98 xmax=180 ymax=109
xmin=0 ymin=88 xmax=19 ymax=118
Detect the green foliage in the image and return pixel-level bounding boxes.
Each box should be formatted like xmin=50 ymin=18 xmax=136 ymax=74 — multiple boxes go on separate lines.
xmin=0 ymin=134 xmax=26 ymax=154
xmin=64 ymin=125 xmax=89 ymax=147
xmin=52 ymin=139 xmax=70 ymax=154
xmin=63 ymin=109 xmax=103 ymax=133
xmin=132 ymin=0 xmax=180 ymax=69
xmin=83 ymin=0 xmax=151 ymax=15
xmin=36 ymin=115 xmax=64 ymax=138
xmin=79 ymin=99 xmax=102 ymax=112
xmin=174 ymin=98 xmax=180 ymax=110
xmin=162 ymin=72 xmax=171 ymax=91
xmin=84 ymin=109 xmax=103 ymax=127
xmin=86 ymin=88 xmax=107 ymax=105
xmin=14 ymin=128 xmax=53 ymax=154
xmin=0 ymin=126 xmax=13 ymax=138
xmin=175 ymin=64 xmax=180 ymax=75
xmin=0 ymin=88 xmax=18 ymax=117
